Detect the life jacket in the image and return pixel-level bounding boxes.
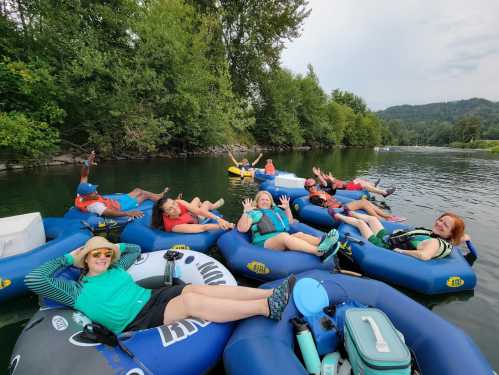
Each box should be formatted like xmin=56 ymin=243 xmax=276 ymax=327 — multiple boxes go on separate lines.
xmin=75 ymin=195 xmax=120 ymax=213
xmin=264 ymin=163 xmax=276 ymax=175
xmin=387 ymin=228 xmax=453 ymax=259
xmin=308 ymin=190 xmax=342 ymax=209
xmin=162 ymin=202 xmax=198 ymax=232
xmin=251 ymin=207 xmax=290 ymax=237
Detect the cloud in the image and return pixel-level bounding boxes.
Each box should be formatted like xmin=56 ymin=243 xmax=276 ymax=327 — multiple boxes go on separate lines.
xmin=281 ymin=0 xmax=499 ymax=110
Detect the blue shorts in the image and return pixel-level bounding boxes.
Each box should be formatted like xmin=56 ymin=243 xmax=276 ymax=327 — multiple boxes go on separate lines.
xmin=114 ymin=194 xmax=139 ymax=211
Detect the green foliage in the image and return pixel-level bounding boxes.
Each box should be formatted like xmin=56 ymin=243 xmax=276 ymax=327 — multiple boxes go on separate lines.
xmin=454 ymin=116 xmax=480 ymax=142
xmin=331 ymin=89 xmax=368 ymax=115
xmin=0 ymin=112 xmax=59 ymax=159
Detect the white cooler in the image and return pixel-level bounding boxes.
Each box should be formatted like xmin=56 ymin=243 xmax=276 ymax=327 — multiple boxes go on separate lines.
xmin=0 ymin=212 xmax=46 ymax=258
xmin=274 ymin=175 xmax=306 ymax=189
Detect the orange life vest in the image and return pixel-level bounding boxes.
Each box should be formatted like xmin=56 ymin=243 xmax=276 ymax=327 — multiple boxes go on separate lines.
xmin=74 ymin=195 xmax=121 ymax=213
xmin=264 ymin=164 xmax=276 ymax=175
xmin=309 ymin=190 xmax=342 ymax=209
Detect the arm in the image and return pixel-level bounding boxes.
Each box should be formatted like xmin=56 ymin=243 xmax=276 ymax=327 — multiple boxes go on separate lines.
xmin=394 ymin=239 xmax=440 ymax=261
xmin=80 ymin=151 xmax=96 ymax=183
xmin=251 ymin=153 xmax=263 ymax=167
xmin=172 ymin=223 xmax=222 ymax=233
xmin=114 ymin=243 xmax=142 ymax=270
xmin=228 ymin=151 xmax=239 ymax=166
xmin=24 ymin=255 xmax=81 ymax=307
xmin=237 ymin=198 xmax=256 ymax=233
xmin=102 ymin=207 xmax=144 ymax=219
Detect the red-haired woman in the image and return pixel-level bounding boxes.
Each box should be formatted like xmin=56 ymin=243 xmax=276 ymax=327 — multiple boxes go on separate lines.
xmin=333 ymin=211 xmax=469 ymax=260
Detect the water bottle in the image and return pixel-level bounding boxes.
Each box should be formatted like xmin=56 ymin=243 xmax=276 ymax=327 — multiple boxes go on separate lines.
xmin=292 ymin=318 xmax=321 ymax=375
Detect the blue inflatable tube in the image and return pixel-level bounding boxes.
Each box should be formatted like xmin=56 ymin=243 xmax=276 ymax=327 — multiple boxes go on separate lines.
xmin=224 ymin=270 xmax=492 ymax=375
xmin=120 ymin=212 xmax=225 ymax=253
xmin=63 ymin=193 xmax=154 ymax=228
xmin=254 ymin=169 xmax=296 ymax=182
xmin=0 ymin=217 xmax=92 ymax=302
xmin=337 ymin=221 xmax=477 ymax=295
xmin=293 ymin=196 xmax=354 ymax=229
xmin=218 ymin=223 xmax=332 ymax=282
xmin=259 ymin=181 xmax=370 ymax=203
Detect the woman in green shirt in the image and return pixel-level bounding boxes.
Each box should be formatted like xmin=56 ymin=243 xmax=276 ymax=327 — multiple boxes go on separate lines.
xmin=25 ymin=236 xmax=295 ymax=334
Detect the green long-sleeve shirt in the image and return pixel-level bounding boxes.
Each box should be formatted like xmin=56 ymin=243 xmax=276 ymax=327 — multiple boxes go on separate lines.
xmin=25 ymin=243 xmax=151 ymax=334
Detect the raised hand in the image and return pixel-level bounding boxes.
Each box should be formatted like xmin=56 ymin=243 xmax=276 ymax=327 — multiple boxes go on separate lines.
xmin=242 ymin=198 xmax=254 ymax=213
xmin=326 ymin=172 xmax=335 ymax=182
xmin=312 ymin=166 xmax=321 ymax=177
xmin=279 ymin=195 xmax=291 ymax=210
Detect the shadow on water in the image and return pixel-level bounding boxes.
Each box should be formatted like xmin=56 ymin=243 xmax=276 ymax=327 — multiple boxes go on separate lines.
xmin=1 ymin=147 xmax=499 ymax=372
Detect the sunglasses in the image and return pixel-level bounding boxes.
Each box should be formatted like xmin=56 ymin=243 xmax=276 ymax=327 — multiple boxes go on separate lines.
xmin=89 ymin=249 xmax=114 ymax=259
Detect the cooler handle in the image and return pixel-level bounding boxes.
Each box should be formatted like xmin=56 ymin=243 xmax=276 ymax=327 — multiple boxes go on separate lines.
xmin=362 ymin=316 xmax=390 ymax=353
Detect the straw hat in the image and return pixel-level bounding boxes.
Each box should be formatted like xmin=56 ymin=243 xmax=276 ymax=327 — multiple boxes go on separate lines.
xmin=72 ymin=236 xmax=120 ymax=268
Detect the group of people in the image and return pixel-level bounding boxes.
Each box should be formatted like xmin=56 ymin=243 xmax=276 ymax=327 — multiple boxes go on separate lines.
xmin=26 ymin=151 xmax=471 ymax=338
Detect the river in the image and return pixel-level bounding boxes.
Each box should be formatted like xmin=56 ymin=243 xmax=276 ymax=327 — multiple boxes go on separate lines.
xmin=0 ymin=147 xmax=498 ymax=372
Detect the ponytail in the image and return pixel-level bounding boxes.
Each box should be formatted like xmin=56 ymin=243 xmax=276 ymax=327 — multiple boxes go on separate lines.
xmin=151 ymin=194 xmax=168 ymax=229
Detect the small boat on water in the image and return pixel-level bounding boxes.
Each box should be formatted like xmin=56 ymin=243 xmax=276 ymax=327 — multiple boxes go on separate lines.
xmin=224 ymin=270 xmax=492 ymax=375
xmin=10 ymin=249 xmax=237 ymax=375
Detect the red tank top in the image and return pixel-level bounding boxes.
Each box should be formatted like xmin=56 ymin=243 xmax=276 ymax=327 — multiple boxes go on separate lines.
xmin=162 ymin=202 xmax=198 ymax=232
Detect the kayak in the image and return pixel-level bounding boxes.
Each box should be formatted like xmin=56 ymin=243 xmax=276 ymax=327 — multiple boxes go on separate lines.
xmin=228 ymin=166 xmax=253 ymax=177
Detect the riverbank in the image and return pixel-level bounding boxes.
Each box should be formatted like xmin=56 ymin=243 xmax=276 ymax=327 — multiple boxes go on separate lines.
xmin=449 ymin=140 xmax=499 ymax=153
xmin=0 ymin=144 xmax=316 ymax=172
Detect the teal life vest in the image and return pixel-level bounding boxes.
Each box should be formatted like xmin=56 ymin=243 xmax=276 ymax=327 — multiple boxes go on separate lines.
xmin=388 ymin=228 xmax=453 ymax=259
xmin=250 ymin=207 xmax=290 ymax=239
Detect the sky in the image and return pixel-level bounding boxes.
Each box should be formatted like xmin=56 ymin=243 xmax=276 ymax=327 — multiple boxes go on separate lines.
xmin=281 ymin=0 xmax=499 ymax=110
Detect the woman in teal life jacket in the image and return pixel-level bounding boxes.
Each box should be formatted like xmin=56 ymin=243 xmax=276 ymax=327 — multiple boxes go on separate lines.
xmin=25 ymin=236 xmax=298 ymax=335
xmin=333 ymin=211 xmax=470 ymax=260
xmin=237 ymin=191 xmax=340 ymax=262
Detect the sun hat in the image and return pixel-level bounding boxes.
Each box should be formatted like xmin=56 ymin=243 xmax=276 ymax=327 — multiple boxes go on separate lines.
xmin=72 ymin=236 xmax=120 ymax=268
xmin=76 ymin=182 xmax=98 ymax=195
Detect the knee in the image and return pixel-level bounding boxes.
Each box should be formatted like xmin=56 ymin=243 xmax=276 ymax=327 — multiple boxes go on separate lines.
xmin=366 ymin=215 xmax=380 ymax=225
xmin=131 ymin=188 xmax=142 ymax=195
xmin=357 ymin=221 xmax=369 ymax=231
xmin=292 ymin=232 xmax=304 ymax=237
xmin=182 ymin=284 xmax=197 ymax=294
xmin=180 ymin=292 xmax=201 ymax=314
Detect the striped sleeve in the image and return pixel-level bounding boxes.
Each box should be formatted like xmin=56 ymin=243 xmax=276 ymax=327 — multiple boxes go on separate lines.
xmin=115 ymin=243 xmax=141 ymax=270
xmin=24 ymin=256 xmax=81 ymax=307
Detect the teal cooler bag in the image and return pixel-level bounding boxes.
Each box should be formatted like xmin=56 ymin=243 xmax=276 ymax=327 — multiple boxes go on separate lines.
xmin=344 ymin=308 xmax=411 ymax=375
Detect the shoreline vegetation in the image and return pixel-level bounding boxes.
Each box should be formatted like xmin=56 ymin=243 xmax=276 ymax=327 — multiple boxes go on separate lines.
xmin=2 ymin=2 xmax=498 ymax=170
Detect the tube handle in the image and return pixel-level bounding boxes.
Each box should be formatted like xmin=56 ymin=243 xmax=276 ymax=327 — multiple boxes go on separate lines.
xmin=362 ymin=316 xmax=390 ymax=353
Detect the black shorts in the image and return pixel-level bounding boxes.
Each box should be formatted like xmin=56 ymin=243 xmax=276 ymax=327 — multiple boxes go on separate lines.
xmin=125 ymin=285 xmax=185 ymax=332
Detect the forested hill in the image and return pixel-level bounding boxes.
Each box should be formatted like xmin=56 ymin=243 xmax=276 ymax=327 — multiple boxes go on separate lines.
xmin=377 ymin=98 xmax=499 ymax=125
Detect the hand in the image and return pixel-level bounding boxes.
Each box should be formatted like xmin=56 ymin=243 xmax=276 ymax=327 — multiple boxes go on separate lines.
xmin=393 ymin=248 xmax=404 ymax=254
xmin=176 ymin=192 xmax=183 ymax=200
xmin=312 ymin=166 xmax=321 ymax=177
xmin=217 ymin=218 xmax=234 ymax=230
xmin=327 ymin=172 xmax=335 ymax=182
xmin=279 ymin=195 xmax=290 ymax=210
xmin=88 ymin=151 xmax=97 ymax=166
xmin=127 ymin=210 xmax=144 ymax=219
xmin=242 ymin=198 xmax=254 ymax=213
xmin=461 ymin=233 xmax=471 ymax=242
xmin=69 ymin=246 xmax=85 ymax=267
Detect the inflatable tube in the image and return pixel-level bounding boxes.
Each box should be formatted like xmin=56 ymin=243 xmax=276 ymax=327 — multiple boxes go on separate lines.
xmin=337 ymin=221 xmax=477 ymax=295
xmin=63 ymin=193 xmax=154 ymax=228
xmin=259 ymin=180 xmax=370 ymax=203
xmin=120 ymin=212 xmax=225 ymax=253
xmin=293 ymin=196 xmax=354 ymax=229
xmin=0 ymin=218 xmax=91 ymax=303
xmin=218 ymin=223 xmax=332 ymax=282
xmin=228 ymin=166 xmax=253 ymax=177
xmin=254 ymin=169 xmax=296 ymax=182
xmin=10 ymin=249 xmax=237 ymax=375
xmin=224 ymin=270 xmax=492 ymax=375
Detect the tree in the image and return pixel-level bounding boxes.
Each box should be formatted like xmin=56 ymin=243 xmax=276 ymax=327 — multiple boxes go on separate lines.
xmin=331 ymin=89 xmax=368 ymax=115
xmin=454 ymin=116 xmax=481 ymax=143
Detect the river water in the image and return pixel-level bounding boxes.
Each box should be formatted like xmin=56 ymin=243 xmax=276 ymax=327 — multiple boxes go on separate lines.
xmin=0 ymin=147 xmax=498 ymax=372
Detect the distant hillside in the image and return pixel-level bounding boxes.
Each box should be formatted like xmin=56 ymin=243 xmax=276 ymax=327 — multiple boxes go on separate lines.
xmin=377 ymin=98 xmax=499 ymax=125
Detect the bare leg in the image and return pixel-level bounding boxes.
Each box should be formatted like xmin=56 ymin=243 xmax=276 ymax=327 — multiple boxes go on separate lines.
xmin=128 ymin=188 xmax=164 ymax=203
xmin=183 ymin=284 xmax=273 ymax=300
xmin=334 ymin=213 xmax=375 ymax=240
xmin=346 ymin=200 xmax=381 ymax=219
xmin=359 ymin=183 xmax=387 ymax=196
xmin=292 ymin=232 xmax=321 ymax=246
xmin=163 ymin=293 xmax=269 ymax=324
xmin=349 ymin=211 xmax=385 ymax=235
xmin=190 ymin=197 xmax=202 ymax=208
xmin=264 ymin=233 xmax=320 ymax=255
